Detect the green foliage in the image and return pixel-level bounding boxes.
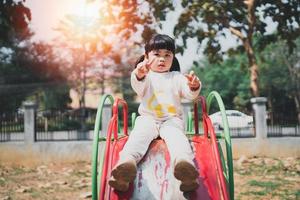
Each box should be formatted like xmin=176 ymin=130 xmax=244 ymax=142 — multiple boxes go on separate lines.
xmin=192 ymin=36 xmax=299 ymax=121
xmin=0 ymin=2 xmax=70 ymax=112
xmin=0 ymin=42 xmax=71 ymax=112
xmin=259 ymin=38 xmax=300 ymax=122
xmin=145 ymin=1 xmax=299 ymax=96
xmin=170 ymin=1 xmax=300 ymax=60
xmin=192 ymin=55 xmax=251 ymax=112
xmin=34 ymin=85 xmax=72 ymax=111
xmin=0 ymin=0 xmax=32 ymax=47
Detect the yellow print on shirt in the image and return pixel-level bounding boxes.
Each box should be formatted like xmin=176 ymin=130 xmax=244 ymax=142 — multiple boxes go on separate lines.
xmin=147 ymin=92 xmax=176 ymax=118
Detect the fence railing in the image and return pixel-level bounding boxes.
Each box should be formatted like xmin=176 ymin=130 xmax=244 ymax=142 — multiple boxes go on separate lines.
xmin=35 ymin=130 xmax=93 ymax=141
xmin=267 ymin=114 xmax=300 ymax=137
xmin=1 ymin=100 xmax=300 ymax=142
xmin=0 ymin=113 xmax=24 ymax=142
xmin=35 ymin=109 xmax=96 ymax=141
xmin=267 ymin=125 xmax=300 ymax=137
xmin=214 ymin=127 xmax=255 ymax=138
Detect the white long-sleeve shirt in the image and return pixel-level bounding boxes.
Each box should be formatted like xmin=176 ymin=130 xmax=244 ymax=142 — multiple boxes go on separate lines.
xmin=131 ymin=70 xmax=201 ymax=121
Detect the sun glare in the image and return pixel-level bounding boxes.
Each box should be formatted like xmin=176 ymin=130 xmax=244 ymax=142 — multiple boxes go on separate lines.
xmin=69 ymin=0 xmax=101 ymax=19
xmin=56 ymin=0 xmax=106 ymax=43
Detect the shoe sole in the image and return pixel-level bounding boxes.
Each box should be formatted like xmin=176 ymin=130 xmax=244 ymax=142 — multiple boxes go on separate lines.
xmin=109 ymin=162 xmax=137 ymax=192
xmin=108 ymin=179 xmax=129 ymax=192
xmin=174 ymin=161 xmax=199 ymax=192
xmin=180 ymin=181 xmax=199 ymax=192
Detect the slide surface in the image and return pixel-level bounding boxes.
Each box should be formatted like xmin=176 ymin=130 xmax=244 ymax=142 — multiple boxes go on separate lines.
xmin=103 ymin=136 xmax=224 ymax=200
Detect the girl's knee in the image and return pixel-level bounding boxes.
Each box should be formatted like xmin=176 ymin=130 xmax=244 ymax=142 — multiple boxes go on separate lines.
xmin=130 ymin=116 xmax=158 ymax=139
xmin=163 ymin=117 xmax=184 ymax=130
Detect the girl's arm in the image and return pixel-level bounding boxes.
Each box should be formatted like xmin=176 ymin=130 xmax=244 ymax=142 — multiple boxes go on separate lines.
xmin=131 ymin=70 xmax=148 ymax=97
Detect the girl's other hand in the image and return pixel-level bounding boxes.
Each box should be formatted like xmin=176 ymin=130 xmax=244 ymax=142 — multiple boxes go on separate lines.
xmin=185 ymin=71 xmax=201 ymax=91
xmin=135 ymin=57 xmax=154 ymax=80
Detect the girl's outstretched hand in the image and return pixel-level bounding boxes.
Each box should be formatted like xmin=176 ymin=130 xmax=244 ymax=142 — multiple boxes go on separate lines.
xmin=185 ymin=71 xmax=201 ymax=91
xmin=135 ymin=57 xmax=154 ymax=80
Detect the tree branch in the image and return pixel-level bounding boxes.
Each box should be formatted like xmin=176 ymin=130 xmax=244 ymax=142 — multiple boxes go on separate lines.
xmin=229 ymin=27 xmax=245 ymax=40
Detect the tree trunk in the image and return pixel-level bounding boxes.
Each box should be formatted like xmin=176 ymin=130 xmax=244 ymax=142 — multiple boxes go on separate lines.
xmin=249 ymin=62 xmax=259 ymax=97
xmin=294 ymin=96 xmax=300 ymax=124
xmin=229 ymin=0 xmax=259 ymax=97
xmin=244 ymin=39 xmax=259 ymax=97
xmin=267 ymin=87 xmax=273 ymax=125
xmin=100 ymin=81 xmax=105 ymax=95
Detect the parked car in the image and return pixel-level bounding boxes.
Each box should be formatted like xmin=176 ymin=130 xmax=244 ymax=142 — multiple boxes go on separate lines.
xmin=209 ymin=110 xmax=254 ymax=129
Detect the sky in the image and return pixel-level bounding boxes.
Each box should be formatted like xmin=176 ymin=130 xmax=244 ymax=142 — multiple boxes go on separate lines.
xmin=25 ymin=0 xmax=102 ymax=41
xmin=24 ymin=0 xmax=276 ymax=72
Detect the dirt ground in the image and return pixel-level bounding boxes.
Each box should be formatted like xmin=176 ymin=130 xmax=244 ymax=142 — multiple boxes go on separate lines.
xmin=0 ymin=156 xmax=299 ymax=200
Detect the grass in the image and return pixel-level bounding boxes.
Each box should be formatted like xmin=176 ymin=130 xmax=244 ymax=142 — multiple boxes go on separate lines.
xmin=295 ymin=190 xmax=300 ymax=199
xmin=11 ymin=167 xmax=26 ymax=176
xmin=71 ymin=170 xmax=89 ymax=177
xmin=242 ymin=190 xmax=267 ymax=196
xmin=240 ymin=179 xmax=298 ymax=199
xmin=0 ymin=178 xmax=6 ymax=186
xmin=248 ymin=180 xmax=281 ymax=190
xmin=28 ymin=188 xmax=42 ymax=198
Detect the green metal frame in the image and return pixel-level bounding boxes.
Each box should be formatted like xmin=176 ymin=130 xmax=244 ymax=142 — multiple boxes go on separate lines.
xmin=187 ymin=111 xmax=193 ymax=132
xmin=131 ymin=112 xmax=137 ymax=129
xmin=91 ymin=94 xmax=114 ymax=200
xmin=206 ymin=91 xmax=234 ymax=200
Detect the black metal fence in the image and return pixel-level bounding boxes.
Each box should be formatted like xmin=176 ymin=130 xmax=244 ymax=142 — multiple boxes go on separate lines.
xmin=214 ymin=127 xmax=255 ymax=138
xmin=267 ymin=114 xmax=300 ymax=137
xmin=2 ymin=107 xmax=298 ymax=142
xmin=267 ymin=125 xmax=300 ymax=137
xmin=0 ymin=112 xmax=24 ymax=142
xmin=229 ymin=127 xmax=256 ymax=138
xmin=35 ymin=109 xmax=96 ymax=141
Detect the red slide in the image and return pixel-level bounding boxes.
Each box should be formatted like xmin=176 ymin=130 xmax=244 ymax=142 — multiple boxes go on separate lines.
xmin=99 ymin=97 xmax=230 ymax=200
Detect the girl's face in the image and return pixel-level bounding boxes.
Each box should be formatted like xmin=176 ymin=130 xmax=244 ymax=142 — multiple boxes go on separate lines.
xmin=147 ymin=49 xmax=174 ymax=73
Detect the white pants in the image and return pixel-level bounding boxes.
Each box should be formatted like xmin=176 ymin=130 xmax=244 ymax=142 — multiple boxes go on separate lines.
xmin=119 ymin=116 xmax=194 ymax=165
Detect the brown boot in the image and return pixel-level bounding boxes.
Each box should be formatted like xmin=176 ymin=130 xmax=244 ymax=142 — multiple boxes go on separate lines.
xmin=174 ymin=160 xmax=199 ymax=192
xmin=108 ymin=160 xmax=137 ymax=192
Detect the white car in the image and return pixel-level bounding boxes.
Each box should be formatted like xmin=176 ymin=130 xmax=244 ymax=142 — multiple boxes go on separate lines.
xmin=209 ymin=110 xmax=254 ymax=129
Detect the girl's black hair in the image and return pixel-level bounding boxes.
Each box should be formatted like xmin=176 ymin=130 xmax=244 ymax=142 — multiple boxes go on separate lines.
xmin=135 ymin=34 xmax=180 ymax=72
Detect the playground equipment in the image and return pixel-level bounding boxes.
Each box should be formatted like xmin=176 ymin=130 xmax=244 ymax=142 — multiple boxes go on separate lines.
xmin=92 ymin=91 xmax=234 ymax=200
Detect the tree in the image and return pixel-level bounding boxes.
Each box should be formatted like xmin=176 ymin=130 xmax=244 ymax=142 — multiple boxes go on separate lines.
xmin=191 ymin=37 xmax=300 ymax=124
xmin=0 ymin=0 xmax=33 ymax=112
xmin=0 ymin=0 xmax=32 ymax=47
xmin=0 ymin=0 xmax=33 ymax=72
xmin=260 ymin=38 xmax=300 ymax=124
xmin=20 ymin=42 xmax=71 ymax=110
xmin=192 ymin=55 xmax=251 ymax=113
xmin=0 ymin=0 xmax=70 ymax=112
xmin=53 ymin=0 xmax=163 ymax=106
xmin=54 ymin=13 xmax=133 ymax=108
xmin=147 ymin=0 xmax=299 ymax=97
xmin=0 ymin=41 xmax=71 ymax=112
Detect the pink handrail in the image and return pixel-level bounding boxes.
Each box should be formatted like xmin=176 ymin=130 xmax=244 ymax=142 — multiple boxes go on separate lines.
xmin=194 ymin=96 xmax=229 ymax=200
xmin=100 ymin=116 xmax=117 ymax=200
xmin=112 ymin=98 xmax=128 ymax=139
xmin=99 ymin=98 xmax=129 ymax=200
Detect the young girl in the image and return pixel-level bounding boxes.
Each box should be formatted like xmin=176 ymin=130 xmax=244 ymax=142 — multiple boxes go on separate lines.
xmin=109 ymin=34 xmax=201 ymax=193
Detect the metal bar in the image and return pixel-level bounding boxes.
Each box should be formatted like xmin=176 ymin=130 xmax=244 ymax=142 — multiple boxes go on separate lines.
xmin=207 ymin=91 xmax=234 ymax=200
xmin=91 ymin=94 xmax=114 ymax=200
